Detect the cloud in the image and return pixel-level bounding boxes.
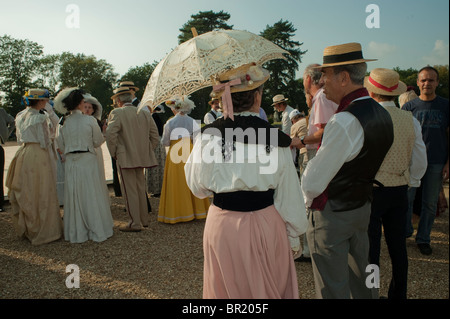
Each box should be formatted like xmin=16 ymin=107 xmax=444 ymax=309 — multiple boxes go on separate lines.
xmin=422 ymin=40 xmax=449 ymax=65
xmin=367 ymin=41 xmax=397 ymax=58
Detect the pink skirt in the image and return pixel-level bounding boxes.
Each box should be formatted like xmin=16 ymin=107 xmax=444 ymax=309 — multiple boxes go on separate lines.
xmin=203 ymin=204 xmax=299 ymax=299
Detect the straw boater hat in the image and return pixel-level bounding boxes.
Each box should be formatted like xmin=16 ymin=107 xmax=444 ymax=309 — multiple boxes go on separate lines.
xmin=364 ymin=68 xmax=407 ymax=96
xmin=53 ymin=87 xmax=79 ymax=114
xmin=111 ymin=86 xmax=133 ymax=100
xmin=271 ymin=94 xmax=289 ymax=106
xmin=208 ymin=97 xmax=220 ymax=105
xmin=316 ymin=42 xmax=377 ymax=68
xmin=83 ymin=93 xmax=103 ymax=120
xmin=117 ymin=81 xmax=139 ymax=92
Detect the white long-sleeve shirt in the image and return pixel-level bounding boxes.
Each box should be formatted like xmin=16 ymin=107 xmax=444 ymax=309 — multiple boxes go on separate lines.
xmin=56 ymin=110 xmax=104 ymax=155
xmin=184 ymin=112 xmax=308 ymax=251
xmin=301 ymin=97 xmax=369 ymax=207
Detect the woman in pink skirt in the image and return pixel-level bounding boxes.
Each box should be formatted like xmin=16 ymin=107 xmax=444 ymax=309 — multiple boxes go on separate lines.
xmin=185 ymin=63 xmax=308 ymax=299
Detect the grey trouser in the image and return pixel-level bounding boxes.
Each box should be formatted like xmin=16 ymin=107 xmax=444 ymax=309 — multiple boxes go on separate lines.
xmin=306 ymin=202 xmax=378 ymax=299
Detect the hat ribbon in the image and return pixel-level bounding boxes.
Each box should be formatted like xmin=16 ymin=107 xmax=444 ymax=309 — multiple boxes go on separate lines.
xmin=213 ymin=78 xmax=242 ymax=121
xmin=368 ymin=76 xmax=398 ymax=92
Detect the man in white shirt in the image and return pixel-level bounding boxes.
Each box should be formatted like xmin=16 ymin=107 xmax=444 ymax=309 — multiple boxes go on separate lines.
xmin=203 ymin=98 xmax=222 ymax=125
xmin=365 ymin=68 xmax=427 ymax=299
xmin=272 ymin=94 xmax=294 ymax=135
xmin=292 ymin=42 xmax=394 ymax=299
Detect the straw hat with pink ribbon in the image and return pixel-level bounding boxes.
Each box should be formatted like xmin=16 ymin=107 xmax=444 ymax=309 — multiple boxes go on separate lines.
xmin=364 ymin=68 xmax=407 ymax=96
xmin=211 ymin=63 xmax=270 ymax=121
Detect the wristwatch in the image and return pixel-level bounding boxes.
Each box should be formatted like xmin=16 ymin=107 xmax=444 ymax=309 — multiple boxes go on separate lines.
xmin=301 ymin=136 xmax=306 ymax=145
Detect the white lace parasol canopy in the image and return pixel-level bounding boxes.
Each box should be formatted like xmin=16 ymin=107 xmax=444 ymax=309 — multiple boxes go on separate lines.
xmin=139 ymin=29 xmax=289 ymax=111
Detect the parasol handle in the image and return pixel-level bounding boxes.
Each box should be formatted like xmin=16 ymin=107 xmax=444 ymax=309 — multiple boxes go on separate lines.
xmin=191 ymin=27 xmax=198 ymax=37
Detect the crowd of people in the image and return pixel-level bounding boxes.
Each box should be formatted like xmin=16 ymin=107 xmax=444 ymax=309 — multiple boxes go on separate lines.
xmin=0 ymin=40 xmax=448 ymax=299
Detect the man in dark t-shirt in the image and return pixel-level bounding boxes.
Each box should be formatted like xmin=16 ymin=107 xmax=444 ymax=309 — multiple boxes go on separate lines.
xmin=403 ymin=66 xmax=449 ymax=255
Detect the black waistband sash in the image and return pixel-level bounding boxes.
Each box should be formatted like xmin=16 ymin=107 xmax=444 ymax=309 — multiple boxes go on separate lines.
xmin=213 ymin=189 xmax=275 ymax=212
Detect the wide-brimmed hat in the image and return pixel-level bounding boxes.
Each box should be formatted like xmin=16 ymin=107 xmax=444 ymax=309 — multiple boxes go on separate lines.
xmin=111 ymin=86 xmax=133 ymax=100
xmin=54 ymin=87 xmax=79 ymax=114
xmin=316 ymin=42 xmax=377 ymax=68
xmin=83 ymin=93 xmax=103 ymax=120
xmin=208 ymin=98 xmax=220 ymax=105
xmin=364 ymin=68 xmax=407 ymax=96
xmin=212 ymin=63 xmax=270 ymax=95
xmin=271 ymin=94 xmax=289 ymax=106
xmin=117 ymin=81 xmax=139 ymax=92
xmin=210 ymin=63 xmax=269 ymax=120
xmin=23 ymin=88 xmax=50 ymax=101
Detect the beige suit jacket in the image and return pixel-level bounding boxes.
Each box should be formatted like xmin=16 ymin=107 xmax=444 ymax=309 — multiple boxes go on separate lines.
xmin=106 ymin=103 xmax=159 ymax=168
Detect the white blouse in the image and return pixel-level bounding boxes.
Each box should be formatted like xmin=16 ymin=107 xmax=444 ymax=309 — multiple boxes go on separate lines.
xmin=184 ymin=113 xmax=308 ymax=251
xmin=161 ymin=113 xmax=201 ymax=146
xmin=56 ymin=110 xmax=104 ymax=155
xmin=15 ymin=107 xmax=52 ymax=149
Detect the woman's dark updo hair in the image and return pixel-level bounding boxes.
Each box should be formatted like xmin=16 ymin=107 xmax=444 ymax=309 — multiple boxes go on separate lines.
xmin=63 ymin=89 xmax=86 ymax=111
xmin=28 ymin=99 xmax=40 ymax=107
xmin=231 ymin=85 xmax=263 ymax=113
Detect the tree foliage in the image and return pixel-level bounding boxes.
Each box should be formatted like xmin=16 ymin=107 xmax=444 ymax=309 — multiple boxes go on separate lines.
xmin=119 ymin=61 xmax=159 ymax=101
xmin=260 ymin=20 xmax=307 ymax=117
xmin=56 ymin=52 xmax=118 ymax=117
xmin=178 ymin=10 xmax=233 ymax=44
xmin=0 ymin=35 xmax=43 ymax=115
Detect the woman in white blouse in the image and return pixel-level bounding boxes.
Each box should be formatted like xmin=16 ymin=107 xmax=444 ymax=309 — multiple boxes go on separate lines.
xmin=158 ymin=96 xmax=210 ymax=224
xmin=54 ymin=88 xmax=113 ymax=243
xmin=184 ymin=64 xmax=308 ymax=299
xmin=6 ymin=89 xmax=63 ymax=245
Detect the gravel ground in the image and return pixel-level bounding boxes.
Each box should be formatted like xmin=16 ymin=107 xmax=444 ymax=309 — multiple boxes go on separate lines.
xmin=0 ymin=185 xmax=448 ymax=299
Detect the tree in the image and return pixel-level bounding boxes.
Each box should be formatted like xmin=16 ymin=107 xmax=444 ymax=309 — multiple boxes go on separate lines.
xmin=178 ymin=10 xmax=233 ymax=44
xmin=260 ymin=20 xmax=307 ymax=117
xmin=119 ymin=61 xmax=159 ymax=101
xmin=58 ymin=52 xmax=118 ymax=117
xmin=434 ymin=64 xmax=449 ymax=98
xmin=0 ymin=35 xmax=43 ymax=116
xmin=393 ymin=66 xmax=418 ymax=92
xmin=33 ymin=54 xmax=62 ymax=95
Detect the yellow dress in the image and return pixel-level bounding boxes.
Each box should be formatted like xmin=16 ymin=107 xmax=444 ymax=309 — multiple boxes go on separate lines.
xmin=158 ymin=137 xmax=210 ymax=224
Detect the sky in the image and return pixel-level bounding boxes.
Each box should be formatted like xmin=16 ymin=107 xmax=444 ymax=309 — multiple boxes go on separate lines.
xmin=0 ymin=0 xmax=449 ymax=80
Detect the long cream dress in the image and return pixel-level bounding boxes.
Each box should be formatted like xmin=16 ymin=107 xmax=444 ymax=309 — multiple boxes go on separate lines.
xmin=56 ymin=110 xmax=113 ymax=243
xmin=6 ymin=107 xmax=63 ymax=245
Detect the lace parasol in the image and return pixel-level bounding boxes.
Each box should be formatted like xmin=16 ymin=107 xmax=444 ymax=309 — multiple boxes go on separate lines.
xmin=139 ymin=29 xmax=288 ymax=111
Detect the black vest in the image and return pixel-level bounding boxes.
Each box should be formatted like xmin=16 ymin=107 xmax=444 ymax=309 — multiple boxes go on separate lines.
xmin=327 ymin=98 xmax=394 ymax=212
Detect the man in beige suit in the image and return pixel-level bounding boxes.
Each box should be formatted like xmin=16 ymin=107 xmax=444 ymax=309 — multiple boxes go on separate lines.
xmin=106 ymin=87 xmax=160 ymax=232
